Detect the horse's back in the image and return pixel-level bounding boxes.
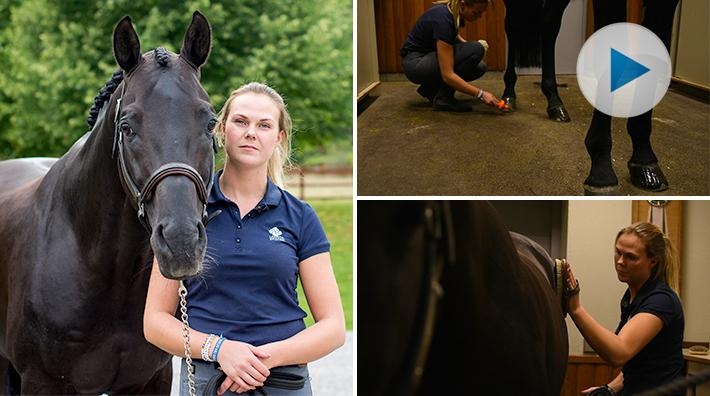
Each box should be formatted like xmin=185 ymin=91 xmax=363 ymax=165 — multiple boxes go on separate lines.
xmin=0 ymin=157 xmax=57 ymax=193
xmin=0 ymin=157 xmax=56 ymax=336
xmin=510 ymin=231 xmax=556 ymax=288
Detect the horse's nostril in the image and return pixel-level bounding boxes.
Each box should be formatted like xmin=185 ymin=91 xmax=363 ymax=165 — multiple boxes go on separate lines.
xmin=155 ymin=219 xmax=205 ymax=252
xmin=155 ymin=223 xmax=167 ymax=242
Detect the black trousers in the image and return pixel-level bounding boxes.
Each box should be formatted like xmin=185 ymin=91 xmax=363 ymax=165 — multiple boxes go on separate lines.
xmin=401 ymin=40 xmax=487 ymax=98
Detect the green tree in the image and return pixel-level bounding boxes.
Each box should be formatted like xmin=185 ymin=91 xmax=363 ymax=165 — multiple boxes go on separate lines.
xmin=0 ymin=0 xmax=353 ymax=164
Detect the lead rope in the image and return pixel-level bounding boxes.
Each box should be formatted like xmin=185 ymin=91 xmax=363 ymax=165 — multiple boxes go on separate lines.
xmin=179 ymin=280 xmax=197 ymax=396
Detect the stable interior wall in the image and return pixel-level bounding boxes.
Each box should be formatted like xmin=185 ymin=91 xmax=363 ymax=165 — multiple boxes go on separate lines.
xmin=357 ymin=0 xmax=380 ymax=99
xmin=682 ymin=201 xmax=710 ymax=344
xmin=673 ymin=0 xmax=710 ymax=89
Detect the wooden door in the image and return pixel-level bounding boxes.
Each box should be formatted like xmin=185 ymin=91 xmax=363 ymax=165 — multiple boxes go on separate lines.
xmin=631 ymin=200 xmax=684 ymax=295
xmin=374 ymin=0 xmax=507 ymax=73
xmin=373 ymin=0 xmax=647 ymax=74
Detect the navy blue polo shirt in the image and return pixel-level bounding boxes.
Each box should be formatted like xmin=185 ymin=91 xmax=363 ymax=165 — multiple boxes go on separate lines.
xmin=401 ymin=4 xmax=457 ymax=55
xmin=184 ymin=170 xmax=330 ymax=346
xmin=615 ymin=279 xmax=684 ymax=396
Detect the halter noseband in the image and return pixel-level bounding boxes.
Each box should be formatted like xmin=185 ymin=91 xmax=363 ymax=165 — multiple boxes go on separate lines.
xmin=112 ymin=81 xmax=215 ymax=230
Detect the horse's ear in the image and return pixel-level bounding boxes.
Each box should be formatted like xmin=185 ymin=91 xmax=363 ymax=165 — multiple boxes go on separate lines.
xmin=113 ymin=16 xmax=142 ymax=74
xmin=180 ymin=11 xmax=212 ymax=69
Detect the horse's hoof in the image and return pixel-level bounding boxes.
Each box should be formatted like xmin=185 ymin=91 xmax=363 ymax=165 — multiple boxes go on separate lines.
xmin=628 ymin=162 xmax=669 ymax=192
xmin=583 ymin=184 xmax=620 ymax=196
xmin=547 ymin=105 xmax=571 ymax=122
xmin=501 ymin=96 xmax=515 ymax=112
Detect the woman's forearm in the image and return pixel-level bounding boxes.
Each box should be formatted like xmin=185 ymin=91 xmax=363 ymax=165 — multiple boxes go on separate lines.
xmin=259 ymin=317 xmax=346 ymax=368
xmin=608 ymin=371 xmax=624 ymax=393
xmin=569 ymin=306 xmax=627 ymax=366
xmin=144 ymin=310 xmax=210 ymax=359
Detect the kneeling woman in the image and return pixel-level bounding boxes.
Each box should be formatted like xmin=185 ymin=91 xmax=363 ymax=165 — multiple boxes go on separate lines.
xmin=144 ymin=82 xmax=346 ymax=395
xmin=401 ymin=0 xmax=501 ymax=112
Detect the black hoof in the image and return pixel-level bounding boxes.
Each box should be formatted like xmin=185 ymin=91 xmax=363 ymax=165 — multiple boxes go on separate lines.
xmin=628 ymin=162 xmax=669 ymax=192
xmin=547 ymin=104 xmax=571 ymax=122
xmin=583 ymin=184 xmax=620 ymax=196
xmin=500 ymin=96 xmax=515 ymax=112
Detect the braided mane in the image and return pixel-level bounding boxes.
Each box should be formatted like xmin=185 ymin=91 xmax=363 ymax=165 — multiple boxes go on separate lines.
xmin=87 ymin=69 xmax=124 ymax=128
xmin=154 ymin=47 xmax=170 ymax=67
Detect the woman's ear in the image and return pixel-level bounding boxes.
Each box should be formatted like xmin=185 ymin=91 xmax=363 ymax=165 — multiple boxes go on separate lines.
xmin=277 ymin=130 xmax=285 ymax=143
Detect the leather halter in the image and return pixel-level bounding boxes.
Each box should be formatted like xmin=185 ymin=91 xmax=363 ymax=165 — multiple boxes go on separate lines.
xmin=394 ymin=201 xmax=456 ymax=395
xmin=112 ymin=81 xmax=215 ymax=230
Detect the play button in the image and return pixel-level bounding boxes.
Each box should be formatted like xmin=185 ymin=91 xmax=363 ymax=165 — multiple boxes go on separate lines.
xmin=577 ymin=23 xmax=671 ymax=118
xmin=610 ymin=48 xmax=650 ymax=92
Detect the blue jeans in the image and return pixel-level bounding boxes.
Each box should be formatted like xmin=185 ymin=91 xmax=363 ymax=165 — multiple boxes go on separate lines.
xmin=180 ymin=359 xmax=312 ymax=396
xmin=402 ymin=40 xmax=487 ymax=97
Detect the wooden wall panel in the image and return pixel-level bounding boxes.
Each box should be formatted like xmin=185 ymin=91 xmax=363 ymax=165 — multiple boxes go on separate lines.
xmin=374 ymin=0 xmax=507 ymax=73
xmin=562 ymin=355 xmax=621 ymax=396
xmin=374 ymin=0 xmax=647 ymax=73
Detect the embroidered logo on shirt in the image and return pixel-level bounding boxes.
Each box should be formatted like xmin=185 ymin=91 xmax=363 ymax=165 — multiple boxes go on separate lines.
xmin=268 ymin=227 xmax=285 ymax=242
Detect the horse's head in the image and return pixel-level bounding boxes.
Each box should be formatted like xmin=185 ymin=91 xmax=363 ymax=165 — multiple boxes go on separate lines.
xmin=111 ymin=12 xmax=214 ymax=280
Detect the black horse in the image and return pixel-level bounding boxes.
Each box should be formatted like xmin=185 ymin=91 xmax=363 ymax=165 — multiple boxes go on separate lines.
xmin=583 ymin=0 xmax=679 ymax=194
xmin=0 ymin=12 xmax=214 ymax=394
xmin=358 ymin=201 xmax=568 ymax=395
xmin=501 ymin=0 xmax=572 ymax=122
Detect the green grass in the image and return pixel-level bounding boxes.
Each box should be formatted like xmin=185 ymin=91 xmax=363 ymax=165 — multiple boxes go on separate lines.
xmin=297 ymin=199 xmax=353 ymax=330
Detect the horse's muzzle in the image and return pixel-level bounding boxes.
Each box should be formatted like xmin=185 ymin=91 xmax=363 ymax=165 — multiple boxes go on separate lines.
xmin=151 ymin=218 xmax=206 ymax=279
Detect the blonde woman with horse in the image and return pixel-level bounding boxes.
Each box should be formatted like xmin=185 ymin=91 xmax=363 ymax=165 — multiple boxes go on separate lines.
xmin=144 ymin=82 xmax=346 ymax=395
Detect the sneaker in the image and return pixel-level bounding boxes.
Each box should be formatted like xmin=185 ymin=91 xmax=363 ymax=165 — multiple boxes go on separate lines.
xmin=433 ymin=95 xmax=471 ymax=112
xmin=417 ymin=85 xmax=436 ymax=103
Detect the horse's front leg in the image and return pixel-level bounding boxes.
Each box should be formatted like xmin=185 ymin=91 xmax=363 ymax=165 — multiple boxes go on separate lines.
xmin=626 ymin=110 xmax=668 ymax=191
xmin=501 ymin=15 xmax=518 ymax=111
xmin=19 ymin=370 xmax=74 ymax=395
xmin=540 ymin=0 xmax=571 ymax=122
xmin=622 ymin=0 xmax=679 ymax=192
xmin=584 ymin=109 xmax=619 ymax=195
xmin=582 ymin=0 xmax=626 ymax=195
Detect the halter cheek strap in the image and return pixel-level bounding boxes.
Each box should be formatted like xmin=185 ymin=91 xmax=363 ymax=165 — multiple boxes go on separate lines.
xmin=112 ymin=81 xmax=215 ymax=230
xmin=394 ymin=201 xmax=455 ymax=395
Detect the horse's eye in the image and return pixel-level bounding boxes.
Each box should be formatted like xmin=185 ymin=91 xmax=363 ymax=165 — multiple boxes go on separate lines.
xmin=120 ymin=122 xmax=135 ymax=137
xmin=207 ymin=118 xmax=217 ymax=134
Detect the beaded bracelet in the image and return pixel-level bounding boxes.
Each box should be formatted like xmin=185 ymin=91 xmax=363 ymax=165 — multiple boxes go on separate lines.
xmin=211 ymin=335 xmax=226 ymax=362
xmin=201 ymin=334 xmax=217 ymax=362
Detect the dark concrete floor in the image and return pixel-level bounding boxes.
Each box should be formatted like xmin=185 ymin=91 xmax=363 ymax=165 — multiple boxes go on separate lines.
xmin=357 ymin=72 xmax=710 ymax=196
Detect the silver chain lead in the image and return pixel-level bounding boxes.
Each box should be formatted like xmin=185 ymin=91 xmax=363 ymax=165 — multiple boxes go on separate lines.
xmin=179 ymin=280 xmax=197 ymax=396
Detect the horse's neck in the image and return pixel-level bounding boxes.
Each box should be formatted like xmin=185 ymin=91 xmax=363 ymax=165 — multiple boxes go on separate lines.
xmin=44 ymin=117 xmax=148 ymax=263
